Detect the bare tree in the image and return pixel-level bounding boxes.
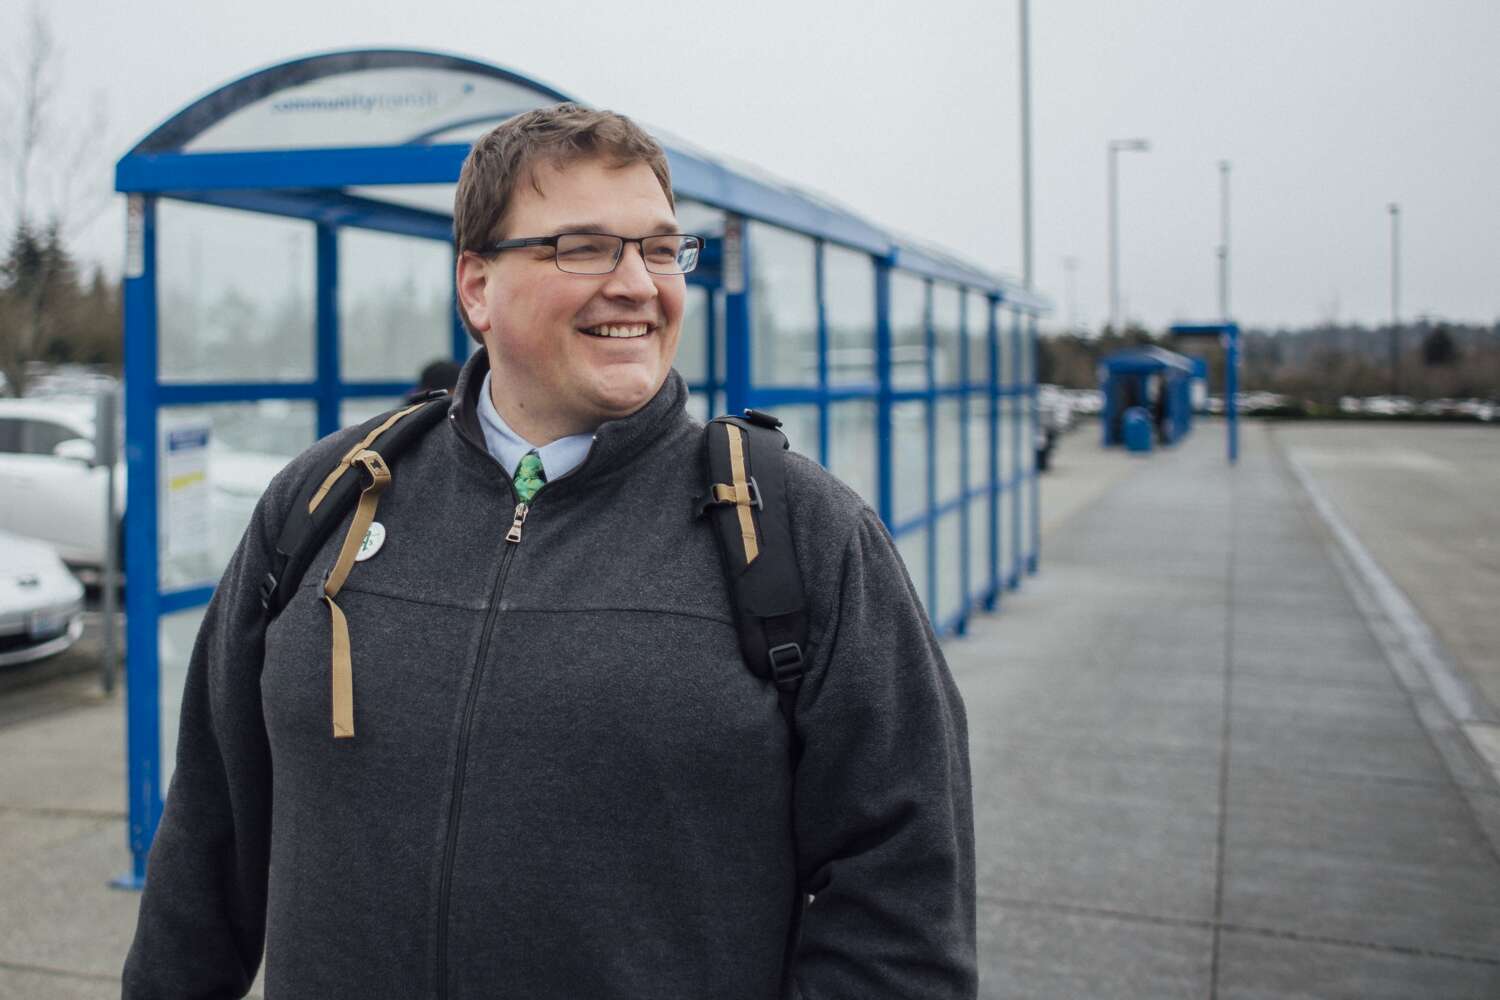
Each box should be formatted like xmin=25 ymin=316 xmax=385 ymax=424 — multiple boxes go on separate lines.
xmin=0 ymin=3 xmax=112 ymax=396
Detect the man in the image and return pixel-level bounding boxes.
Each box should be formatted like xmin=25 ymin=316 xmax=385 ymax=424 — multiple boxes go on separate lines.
xmin=124 ymin=104 xmax=975 ymax=999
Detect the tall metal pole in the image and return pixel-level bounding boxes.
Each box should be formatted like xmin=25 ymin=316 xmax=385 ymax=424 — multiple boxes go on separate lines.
xmin=1218 ymin=161 xmax=1231 ymax=321
xmin=1108 ymin=145 xmax=1119 ymax=333
xmin=1388 ymin=203 xmax=1401 ymax=395
xmin=1063 ymin=256 xmax=1079 ymax=333
xmin=1019 ymin=0 xmax=1033 ymax=290
xmin=1107 ymin=139 xmax=1149 ymax=334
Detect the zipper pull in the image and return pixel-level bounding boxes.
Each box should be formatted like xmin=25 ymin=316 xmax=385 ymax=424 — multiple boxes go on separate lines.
xmin=505 ymin=502 xmax=529 ymax=544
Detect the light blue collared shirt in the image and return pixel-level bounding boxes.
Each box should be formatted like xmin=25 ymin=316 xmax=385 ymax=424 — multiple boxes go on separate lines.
xmin=476 ymin=371 xmax=594 ymax=484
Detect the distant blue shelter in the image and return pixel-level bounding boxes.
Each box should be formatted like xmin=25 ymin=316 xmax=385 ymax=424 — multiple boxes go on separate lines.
xmin=112 ymin=49 xmax=1049 ymax=882
xmin=1100 ymin=346 xmax=1195 ymax=447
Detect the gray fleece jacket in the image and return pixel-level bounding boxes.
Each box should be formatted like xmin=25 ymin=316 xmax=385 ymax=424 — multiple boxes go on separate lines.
xmin=122 ymin=351 xmax=976 ymax=999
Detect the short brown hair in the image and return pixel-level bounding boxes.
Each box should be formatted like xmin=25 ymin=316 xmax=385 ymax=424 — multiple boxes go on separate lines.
xmin=453 ymin=104 xmax=675 ymax=339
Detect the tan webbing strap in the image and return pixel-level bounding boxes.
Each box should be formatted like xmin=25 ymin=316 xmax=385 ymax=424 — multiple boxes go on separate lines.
xmin=320 ymin=450 xmax=392 ymax=739
xmin=723 ymin=425 xmax=759 ymax=565
xmin=324 ymin=598 xmax=355 ymax=738
xmin=308 ymin=401 xmax=424 ymax=514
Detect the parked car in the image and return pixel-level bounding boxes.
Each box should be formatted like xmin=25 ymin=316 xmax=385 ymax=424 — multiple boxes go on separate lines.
xmin=0 ymin=530 xmax=85 ymax=667
xmin=0 ymin=397 xmax=123 ymax=569
xmin=1 ymin=396 xmax=294 ymax=583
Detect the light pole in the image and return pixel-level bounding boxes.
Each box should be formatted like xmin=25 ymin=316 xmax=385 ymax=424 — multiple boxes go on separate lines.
xmin=1063 ymin=255 xmax=1079 ymax=333
xmin=1108 ymin=138 xmax=1150 ymax=334
xmin=1388 ymin=202 xmax=1401 ymax=395
xmin=1019 ymin=0 xmax=1034 ymax=290
xmin=1217 ymin=160 xmax=1231 ymax=321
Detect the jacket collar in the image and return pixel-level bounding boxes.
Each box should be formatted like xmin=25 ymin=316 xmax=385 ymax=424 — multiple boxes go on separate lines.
xmin=449 ymin=347 xmax=690 ymax=493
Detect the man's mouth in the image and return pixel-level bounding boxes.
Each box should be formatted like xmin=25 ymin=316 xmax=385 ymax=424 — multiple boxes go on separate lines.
xmin=580 ymin=323 xmax=653 ymax=339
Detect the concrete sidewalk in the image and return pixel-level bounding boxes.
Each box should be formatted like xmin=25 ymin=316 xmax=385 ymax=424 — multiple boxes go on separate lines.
xmin=2 ymin=423 xmax=1498 ymax=998
xmin=951 ymin=423 xmax=1500 ymax=997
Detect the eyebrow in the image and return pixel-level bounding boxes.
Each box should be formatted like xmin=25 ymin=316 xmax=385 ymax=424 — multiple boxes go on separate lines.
xmin=550 ymin=221 xmax=682 ymax=237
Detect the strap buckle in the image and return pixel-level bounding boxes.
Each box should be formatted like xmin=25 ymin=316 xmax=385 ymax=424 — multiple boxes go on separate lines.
xmin=710 ymin=475 xmax=763 ymax=511
xmin=353 ymin=450 xmax=391 ymax=490
xmin=258 ymin=572 xmax=279 ymax=612
xmin=743 ymin=409 xmax=782 ymax=429
xmin=767 ymin=642 xmax=804 ymax=691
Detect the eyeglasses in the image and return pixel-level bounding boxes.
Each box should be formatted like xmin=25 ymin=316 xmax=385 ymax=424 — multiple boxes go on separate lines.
xmin=473 ymin=233 xmax=703 ymax=275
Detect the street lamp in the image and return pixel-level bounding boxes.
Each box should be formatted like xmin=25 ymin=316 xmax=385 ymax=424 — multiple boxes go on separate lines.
xmin=1218 ymin=160 xmax=1231 ymax=321
xmin=1388 ymin=202 xmax=1401 ymax=394
xmin=1108 ymin=138 xmax=1151 ymax=334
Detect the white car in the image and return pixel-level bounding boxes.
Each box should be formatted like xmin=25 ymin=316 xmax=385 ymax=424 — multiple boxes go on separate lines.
xmin=0 ymin=397 xmax=124 ymax=569
xmin=0 ymin=530 xmax=85 ymax=667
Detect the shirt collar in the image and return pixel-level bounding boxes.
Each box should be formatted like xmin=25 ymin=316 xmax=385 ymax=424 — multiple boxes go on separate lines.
xmin=476 ymin=370 xmax=595 ymax=481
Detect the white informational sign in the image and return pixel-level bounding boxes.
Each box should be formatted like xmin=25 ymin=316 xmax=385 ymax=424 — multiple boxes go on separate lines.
xmin=723 ymin=215 xmax=745 ymax=295
xmin=160 ymin=421 xmax=213 ymax=565
xmin=125 ymin=195 xmax=146 ymax=279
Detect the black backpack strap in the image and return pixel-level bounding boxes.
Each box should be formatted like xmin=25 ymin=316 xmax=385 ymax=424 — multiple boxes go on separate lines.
xmin=259 ymin=391 xmax=451 ymax=619
xmin=697 ymin=409 xmax=808 ymax=745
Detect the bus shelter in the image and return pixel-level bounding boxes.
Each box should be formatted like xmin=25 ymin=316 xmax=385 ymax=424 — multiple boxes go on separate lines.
xmin=113 ymin=49 xmax=1049 ymax=882
xmin=1099 ymin=346 xmax=1195 ymax=447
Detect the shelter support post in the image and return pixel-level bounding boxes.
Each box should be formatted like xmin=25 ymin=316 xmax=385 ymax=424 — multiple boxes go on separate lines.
xmin=118 ymin=194 xmax=161 ymax=890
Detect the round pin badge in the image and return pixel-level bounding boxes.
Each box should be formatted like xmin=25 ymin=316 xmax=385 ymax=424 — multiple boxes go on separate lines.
xmin=355 ymin=521 xmax=386 ymax=562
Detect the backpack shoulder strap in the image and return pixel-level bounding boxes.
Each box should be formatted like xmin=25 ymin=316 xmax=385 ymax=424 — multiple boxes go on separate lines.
xmin=259 ymin=391 xmax=451 ymax=619
xmin=696 ymin=409 xmax=808 ymax=740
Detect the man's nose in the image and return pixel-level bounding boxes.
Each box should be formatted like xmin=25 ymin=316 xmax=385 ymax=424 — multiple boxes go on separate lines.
xmin=603 ymin=242 xmax=659 ymax=300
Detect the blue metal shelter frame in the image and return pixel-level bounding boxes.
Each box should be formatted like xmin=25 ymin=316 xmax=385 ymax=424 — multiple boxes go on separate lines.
xmin=113 ymin=49 xmax=1049 ymax=883
xmin=1099 ymin=346 xmax=1196 ymax=448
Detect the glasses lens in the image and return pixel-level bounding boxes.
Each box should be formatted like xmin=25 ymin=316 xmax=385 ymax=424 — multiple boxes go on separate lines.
xmin=641 ymin=235 xmax=700 ymax=275
xmin=554 ymin=234 xmax=623 ymax=274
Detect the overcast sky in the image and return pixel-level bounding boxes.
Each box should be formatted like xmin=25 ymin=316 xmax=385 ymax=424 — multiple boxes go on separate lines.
xmin=4 ymin=0 xmax=1496 ymax=331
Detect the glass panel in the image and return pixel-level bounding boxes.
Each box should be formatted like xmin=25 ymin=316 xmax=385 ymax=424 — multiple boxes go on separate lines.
xmin=828 ymin=399 xmax=877 ymax=508
xmin=889 ymin=271 xmax=927 ymax=389
xmin=748 ymin=223 xmax=818 ymax=386
xmin=936 ymin=398 xmax=962 ymax=503
xmin=341 ymin=396 xmax=405 ymax=428
xmin=968 ymin=490 xmax=990 ymax=602
xmin=824 ymin=244 xmax=876 ymax=385
xmin=936 ymin=511 xmax=963 ymax=626
xmin=773 ymin=404 xmax=820 ymax=461
xmin=997 ymin=397 xmax=1012 ymax=581
xmin=158 ymin=401 xmax=315 ymax=590
xmin=895 ymin=524 xmax=929 ymax=616
xmin=339 ymin=230 xmax=452 ymax=382
xmin=997 ymin=309 xmax=1014 ymax=388
xmin=158 ymin=201 xmax=315 ymax=382
xmin=686 ymin=392 xmax=711 ymax=425
xmin=159 ymin=605 xmax=208 ymax=791
xmin=674 ymin=200 xmax=728 ymax=242
xmin=182 ymin=67 xmax=559 ymax=152
xmin=676 ymin=285 xmax=711 ymax=385
xmin=1022 ymin=317 xmax=1038 ymax=384
xmin=891 ymin=401 xmax=927 ymax=524
xmin=346 ymin=184 xmax=455 ymax=215
xmin=965 ymin=291 xmax=990 ymax=386
xmin=932 ymin=283 xmax=961 ymax=385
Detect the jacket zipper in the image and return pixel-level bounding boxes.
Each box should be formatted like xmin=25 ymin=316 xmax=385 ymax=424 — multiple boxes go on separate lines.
xmin=434 ymin=499 xmax=528 ymax=998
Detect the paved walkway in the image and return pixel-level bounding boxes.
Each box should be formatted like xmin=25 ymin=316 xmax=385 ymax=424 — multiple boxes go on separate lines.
xmin=2 ymin=422 xmax=1498 ymax=998
xmin=951 ymin=422 xmax=1500 ymax=998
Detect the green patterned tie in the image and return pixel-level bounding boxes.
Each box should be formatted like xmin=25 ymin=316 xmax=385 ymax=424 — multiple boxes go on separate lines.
xmin=513 ymin=450 xmax=546 ymax=503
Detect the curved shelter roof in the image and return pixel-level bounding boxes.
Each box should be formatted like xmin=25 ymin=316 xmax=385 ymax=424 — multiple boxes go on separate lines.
xmin=1101 ymin=346 xmax=1197 ymax=375
xmin=117 ymin=48 xmax=1047 ymax=311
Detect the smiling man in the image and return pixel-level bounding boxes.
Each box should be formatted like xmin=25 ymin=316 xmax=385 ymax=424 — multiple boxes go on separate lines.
xmin=124 ymin=105 xmax=975 ymax=1000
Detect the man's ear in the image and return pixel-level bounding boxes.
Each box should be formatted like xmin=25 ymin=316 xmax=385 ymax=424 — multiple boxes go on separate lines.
xmin=456 ymin=253 xmax=492 ymax=333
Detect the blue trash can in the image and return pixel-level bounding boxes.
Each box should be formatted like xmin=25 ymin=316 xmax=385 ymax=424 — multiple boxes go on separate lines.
xmin=1123 ymin=406 xmax=1154 ymax=453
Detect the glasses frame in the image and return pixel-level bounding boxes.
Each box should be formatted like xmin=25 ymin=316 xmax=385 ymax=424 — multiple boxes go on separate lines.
xmin=472 ymin=233 xmax=704 ymax=276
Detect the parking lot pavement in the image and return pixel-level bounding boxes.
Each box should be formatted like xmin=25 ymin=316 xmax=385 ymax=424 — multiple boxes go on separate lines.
xmin=951 ymin=421 xmax=1500 ymax=998
xmin=3 ymin=420 xmax=1498 ymax=997
xmin=1269 ymin=421 xmax=1500 ymax=730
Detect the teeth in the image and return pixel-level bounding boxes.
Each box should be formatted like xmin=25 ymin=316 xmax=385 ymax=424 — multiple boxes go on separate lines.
xmin=585 ymin=324 xmax=650 ymax=339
